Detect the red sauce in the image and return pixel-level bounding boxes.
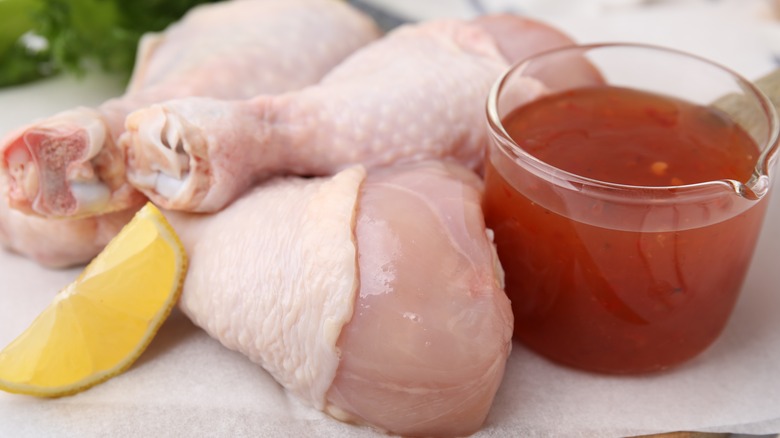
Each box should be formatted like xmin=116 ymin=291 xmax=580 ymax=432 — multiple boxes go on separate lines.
xmin=483 ymin=86 xmax=768 ymax=373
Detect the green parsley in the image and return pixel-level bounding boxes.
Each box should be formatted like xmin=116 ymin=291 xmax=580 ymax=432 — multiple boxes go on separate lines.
xmin=0 ymin=0 xmax=222 ymax=87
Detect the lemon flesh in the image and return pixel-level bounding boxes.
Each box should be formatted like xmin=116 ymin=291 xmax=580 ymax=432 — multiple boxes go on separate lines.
xmin=0 ymin=203 xmax=187 ymax=397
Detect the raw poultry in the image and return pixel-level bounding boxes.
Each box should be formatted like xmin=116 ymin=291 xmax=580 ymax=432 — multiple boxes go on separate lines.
xmin=0 ymin=6 xmax=588 ymax=436
xmin=0 ymin=0 xmax=380 ymax=267
xmin=166 ymin=161 xmax=513 ymax=437
xmin=121 ymin=14 xmax=593 ymax=213
xmin=0 ymin=0 xmax=379 ymax=219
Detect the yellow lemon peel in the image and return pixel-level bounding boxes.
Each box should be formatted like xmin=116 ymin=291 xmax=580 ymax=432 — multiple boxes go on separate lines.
xmin=0 ymin=203 xmax=187 ymax=397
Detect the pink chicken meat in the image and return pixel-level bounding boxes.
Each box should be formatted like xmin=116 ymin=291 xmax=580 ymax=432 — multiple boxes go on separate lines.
xmin=166 ymin=161 xmax=513 ymax=437
xmin=0 ymin=201 xmax=135 ymax=268
xmin=122 ymin=14 xmax=596 ymax=213
xmin=0 ymin=0 xmax=380 ymax=268
xmin=0 ymin=0 xmax=379 ymax=219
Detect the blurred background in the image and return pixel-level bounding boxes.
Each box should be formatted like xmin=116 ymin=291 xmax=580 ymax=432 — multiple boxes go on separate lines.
xmin=1 ymin=0 xmax=777 ymax=89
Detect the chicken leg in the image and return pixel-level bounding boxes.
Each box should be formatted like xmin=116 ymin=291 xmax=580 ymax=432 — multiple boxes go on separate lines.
xmin=122 ymin=15 xmax=588 ymax=213
xmin=0 ymin=0 xmax=379 ymax=268
xmin=0 ymin=199 xmax=135 ymax=268
xmin=166 ymin=161 xmax=513 ymax=437
xmin=0 ymin=0 xmax=379 ymax=219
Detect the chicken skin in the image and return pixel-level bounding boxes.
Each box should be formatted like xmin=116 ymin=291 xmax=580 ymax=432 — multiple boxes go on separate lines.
xmin=166 ymin=161 xmax=512 ymax=437
xmin=0 ymin=0 xmax=379 ymax=219
xmin=0 ymin=0 xmax=379 ymax=267
xmin=121 ymin=15 xmax=583 ymax=213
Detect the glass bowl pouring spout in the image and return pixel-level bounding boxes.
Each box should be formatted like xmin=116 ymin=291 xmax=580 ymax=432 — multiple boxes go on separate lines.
xmin=741 ymin=70 xmax=780 ymax=201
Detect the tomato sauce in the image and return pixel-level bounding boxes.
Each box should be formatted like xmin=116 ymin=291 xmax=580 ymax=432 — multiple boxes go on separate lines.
xmin=483 ymin=85 xmax=768 ymax=373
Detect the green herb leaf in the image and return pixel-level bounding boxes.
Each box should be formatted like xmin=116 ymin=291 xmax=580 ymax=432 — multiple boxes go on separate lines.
xmin=0 ymin=0 xmax=223 ymax=88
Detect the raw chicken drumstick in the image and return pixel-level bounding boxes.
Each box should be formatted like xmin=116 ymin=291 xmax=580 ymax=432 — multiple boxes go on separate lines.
xmin=0 ymin=201 xmax=135 ymax=268
xmin=122 ymin=15 xmax=590 ymax=213
xmin=0 ymin=0 xmax=380 ymax=268
xmin=0 ymin=0 xmax=379 ymax=219
xmin=165 ymin=161 xmax=513 ymax=437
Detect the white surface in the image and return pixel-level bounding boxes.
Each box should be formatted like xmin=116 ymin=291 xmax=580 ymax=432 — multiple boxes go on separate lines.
xmin=2 ymin=1 xmax=780 ymax=436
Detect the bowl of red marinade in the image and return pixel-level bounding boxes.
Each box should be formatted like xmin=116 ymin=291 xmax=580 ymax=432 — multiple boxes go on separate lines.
xmin=483 ymin=43 xmax=779 ymax=374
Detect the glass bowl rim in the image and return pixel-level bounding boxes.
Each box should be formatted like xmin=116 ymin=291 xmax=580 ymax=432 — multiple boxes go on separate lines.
xmin=485 ymin=42 xmax=780 ymax=200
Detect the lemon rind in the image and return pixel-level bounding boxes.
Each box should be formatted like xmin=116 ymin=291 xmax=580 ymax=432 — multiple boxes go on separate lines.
xmin=0 ymin=203 xmax=188 ymax=398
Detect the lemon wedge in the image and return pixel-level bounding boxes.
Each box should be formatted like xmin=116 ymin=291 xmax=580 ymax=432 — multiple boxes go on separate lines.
xmin=0 ymin=203 xmax=187 ymax=397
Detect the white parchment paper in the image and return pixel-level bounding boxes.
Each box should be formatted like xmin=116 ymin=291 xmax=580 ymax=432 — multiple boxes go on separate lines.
xmin=1 ymin=1 xmax=779 ymax=436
